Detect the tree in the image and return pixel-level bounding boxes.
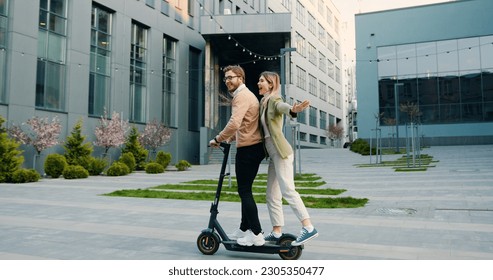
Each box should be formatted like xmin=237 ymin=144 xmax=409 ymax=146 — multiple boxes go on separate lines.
xmin=94 ymin=111 xmax=129 ymax=155
xmin=64 ymin=119 xmax=93 ymax=169
xmin=138 ymin=119 xmax=172 ymax=158
xmin=122 ymin=126 xmax=148 ymax=170
xmin=400 ymin=101 xmax=422 ymax=123
xmin=328 ymin=124 xmax=344 ymax=141
xmin=8 ymin=116 xmax=61 ymax=155
xmin=0 ymin=116 xmax=24 ymax=183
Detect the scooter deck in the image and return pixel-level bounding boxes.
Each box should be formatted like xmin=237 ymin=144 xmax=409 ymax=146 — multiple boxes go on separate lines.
xmin=222 ymin=240 xmax=295 ymax=254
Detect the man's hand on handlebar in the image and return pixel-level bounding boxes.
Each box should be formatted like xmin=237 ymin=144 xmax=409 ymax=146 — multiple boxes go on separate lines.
xmin=209 ymin=137 xmax=220 ymax=148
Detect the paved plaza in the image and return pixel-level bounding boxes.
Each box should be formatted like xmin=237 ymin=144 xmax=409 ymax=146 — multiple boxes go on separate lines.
xmin=0 ymin=145 xmax=492 ymax=260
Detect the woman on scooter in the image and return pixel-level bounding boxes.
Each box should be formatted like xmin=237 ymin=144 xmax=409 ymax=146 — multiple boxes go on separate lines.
xmin=257 ymin=71 xmax=319 ymax=246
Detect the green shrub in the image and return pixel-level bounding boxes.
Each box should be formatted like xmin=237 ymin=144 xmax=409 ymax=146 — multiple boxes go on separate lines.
xmin=63 ymin=119 xmax=93 ymax=169
xmin=0 ymin=116 xmax=24 ymax=183
xmin=145 ymin=162 xmax=165 ymax=174
xmin=11 ymin=169 xmax=41 ymax=183
xmin=87 ymin=157 xmax=108 ymax=175
xmin=122 ymin=126 xmax=148 ymax=170
xmin=350 ymin=138 xmax=375 ymax=155
xmin=156 ymin=151 xmax=172 ymax=169
xmin=119 ymin=152 xmax=136 ymax=171
xmin=175 ymin=160 xmax=191 ymax=171
xmin=106 ymin=161 xmax=130 ymax=176
xmin=62 ymin=165 xmax=89 ymax=179
xmin=44 ymin=154 xmax=67 ymax=178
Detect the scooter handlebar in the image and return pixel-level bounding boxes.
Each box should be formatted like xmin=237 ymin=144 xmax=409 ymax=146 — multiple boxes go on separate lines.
xmin=219 ymin=142 xmax=230 ymax=149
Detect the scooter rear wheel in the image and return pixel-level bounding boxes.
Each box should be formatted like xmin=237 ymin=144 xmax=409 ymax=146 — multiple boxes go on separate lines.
xmin=278 ymin=236 xmax=303 ymax=260
xmin=197 ymin=232 xmax=220 ymax=255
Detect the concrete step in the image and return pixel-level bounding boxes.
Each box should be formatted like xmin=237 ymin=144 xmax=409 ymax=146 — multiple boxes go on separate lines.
xmin=208 ymin=144 xmax=236 ymax=164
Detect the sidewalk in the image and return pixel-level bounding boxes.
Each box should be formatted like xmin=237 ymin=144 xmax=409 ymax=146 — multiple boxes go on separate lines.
xmin=0 ymin=145 xmax=492 ymax=260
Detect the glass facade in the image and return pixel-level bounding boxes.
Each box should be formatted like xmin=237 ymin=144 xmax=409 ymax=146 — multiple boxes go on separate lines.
xmin=188 ymin=48 xmax=201 ymax=132
xmin=0 ymin=0 xmax=8 ymax=103
xmin=36 ymin=0 xmax=67 ymax=111
xmin=162 ymin=35 xmax=176 ymax=127
xmin=89 ymin=4 xmax=112 ymax=116
xmin=378 ymin=35 xmax=493 ymax=125
xmin=129 ymin=21 xmax=148 ymax=123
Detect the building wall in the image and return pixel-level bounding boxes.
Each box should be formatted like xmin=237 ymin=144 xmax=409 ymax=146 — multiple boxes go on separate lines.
xmin=199 ymin=0 xmax=345 ymax=153
xmin=355 ymin=0 xmax=493 ymax=146
xmin=1 ymin=0 xmax=206 ymax=169
xmin=269 ymin=0 xmax=344 ymax=148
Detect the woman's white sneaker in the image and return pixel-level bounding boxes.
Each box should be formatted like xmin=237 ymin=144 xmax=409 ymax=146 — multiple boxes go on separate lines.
xmin=237 ymin=231 xmax=265 ymax=246
xmin=229 ymin=229 xmax=247 ymax=240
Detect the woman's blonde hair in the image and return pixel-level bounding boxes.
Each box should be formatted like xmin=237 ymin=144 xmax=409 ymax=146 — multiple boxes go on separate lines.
xmin=260 ymin=71 xmax=280 ymax=96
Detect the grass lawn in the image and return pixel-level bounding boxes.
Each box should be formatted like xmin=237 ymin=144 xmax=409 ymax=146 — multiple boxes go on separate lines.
xmin=104 ymin=173 xmax=368 ymax=209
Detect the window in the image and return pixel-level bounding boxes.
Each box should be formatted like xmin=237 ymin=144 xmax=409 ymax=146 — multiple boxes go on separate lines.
xmin=319 ymin=52 xmax=326 ymax=72
xmin=299 ymin=132 xmax=307 ymax=142
xmin=309 ymin=106 xmax=317 ymax=127
xmin=295 ymin=32 xmax=306 ymax=57
xmin=295 ymin=1 xmax=304 ymax=25
xmin=378 ymin=35 xmax=493 ymax=124
xmin=188 ymin=48 xmax=201 ymax=132
xmin=130 ymin=22 xmax=148 ymax=123
xmin=326 ymin=6 xmax=332 ymax=26
xmin=308 ymin=74 xmax=317 ymax=96
xmin=0 ymin=0 xmax=8 ymax=103
xmin=327 ymin=34 xmax=334 ymax=54
xmin=187 ymin=0 xmax=195 ymax=16
xmin=89 ymin=4 xmax=112 ymax=116
xmin=319 ymin=81 xmax=327 ymax=101
xmin=162 ymin=35 xmax=177 ymax=127
xmin=296 ymin=66 xmax=306 ymax=90
xmin=320 ymin=110 xmax=327 ymax=129
xmin=309 ymin=134 xmax=318 ymax=143
xmin=161 ymin=0 xmax=169 ymax=15
xmin=36 ymin=0 xmax=67 ymax=110
xmin=307 ymin=12 xmax=315 ymax=35
xmin=328 ymin=59 xmax=334 ymax=79
xmin=308 ymin=43 xmax=316 ymax=65
xmin=282 ymin=0 xmax=291 ymax=10
xmin=328 ymin=86 xmax=335 ymax=105
xmin=317 ymin=0 xmax=324 ymax=16
xmin=0 ymin=0 xmax=7 ymax=15
xmin=318 ymin=23 xmax=325 ymax=45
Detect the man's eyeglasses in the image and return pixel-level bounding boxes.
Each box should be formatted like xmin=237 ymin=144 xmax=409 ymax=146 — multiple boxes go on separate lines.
xmin=223 ymin=76 xmax=239 ymax=82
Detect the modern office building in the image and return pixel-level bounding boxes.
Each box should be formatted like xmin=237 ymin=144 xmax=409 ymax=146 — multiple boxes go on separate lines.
xmin=0 ymin=0 xmax=344 ymax=169
xmin=199 ymin=0 xmax=344 ymax=163
xmin=355 ymin=0 xmax=493 ymax=146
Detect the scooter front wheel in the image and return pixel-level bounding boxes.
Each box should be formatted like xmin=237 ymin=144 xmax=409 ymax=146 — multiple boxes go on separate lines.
xmin=278 ymin=236 xmax=303 ymax=260
xmin=197 ymin=232 xmax=220 ymax=255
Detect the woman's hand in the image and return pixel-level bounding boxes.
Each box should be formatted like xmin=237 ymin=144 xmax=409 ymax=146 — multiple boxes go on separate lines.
xmin=291 ymin=100 xmax=310 ymax=113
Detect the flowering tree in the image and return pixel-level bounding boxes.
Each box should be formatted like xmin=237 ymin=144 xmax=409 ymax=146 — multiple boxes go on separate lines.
xmin=8 ymin=116 xmax=62 ymax=155
xmin=138 ymin=119 xmax=172 ymax=157
xmin=327 ymin=124 xmax=344 ymax=141
xmin=327 ymin=124 xmax=345 ymax=147
xmin=94 ymin=111 xmax=129 ymax=155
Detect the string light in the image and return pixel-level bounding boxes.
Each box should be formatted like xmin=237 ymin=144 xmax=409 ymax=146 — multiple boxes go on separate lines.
xmin=355 ymin=39 xmax=493 ymax=64
xmin=197 ymin=0 xmax=280 ymax=62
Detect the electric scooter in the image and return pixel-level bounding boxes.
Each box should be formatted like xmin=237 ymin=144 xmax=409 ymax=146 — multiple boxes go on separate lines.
xmin=197 ymin=142 xmax=303 ymax=260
